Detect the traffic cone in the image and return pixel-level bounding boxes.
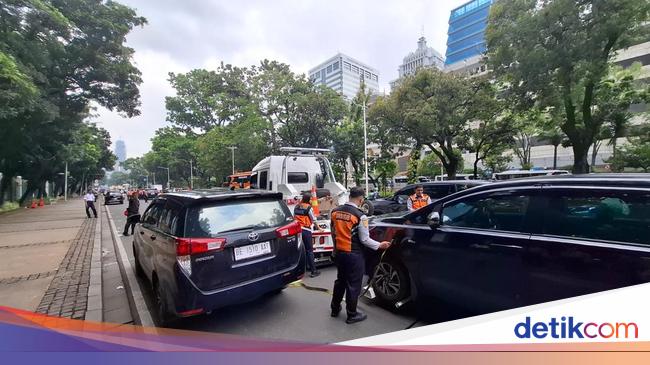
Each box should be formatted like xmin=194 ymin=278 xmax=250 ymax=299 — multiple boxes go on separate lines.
xmin=310 ymin=185 xmax=320 ymax=216
xmin=38 ymin=197 xmax=44 ymax=207
xmin=30 ymin=199 xmax=36 ymax=209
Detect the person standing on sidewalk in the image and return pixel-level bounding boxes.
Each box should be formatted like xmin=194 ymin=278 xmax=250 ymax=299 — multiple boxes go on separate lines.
xmin=294 ymin=193 xmax=321 ymax=278
xmin=83 ymin=190 xmax=98 ymax=218
xmin=123 ymin=191 xmax=141 ymax=236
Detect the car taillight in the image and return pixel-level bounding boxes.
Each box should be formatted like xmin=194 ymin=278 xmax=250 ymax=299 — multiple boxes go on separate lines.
xmin=275 ymin=221 xmax=301 ymax=238
xmin=176 ymin=237 xmax=226 ymax=256
xmin=176 ymin=238 xmax=226 ymax=276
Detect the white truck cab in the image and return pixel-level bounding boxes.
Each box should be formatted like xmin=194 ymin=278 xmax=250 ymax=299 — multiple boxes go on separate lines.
xmin=250 ymin=147 xmax=348 ymax=264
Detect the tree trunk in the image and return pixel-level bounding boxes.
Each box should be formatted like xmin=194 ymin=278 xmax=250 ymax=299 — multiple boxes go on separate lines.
xmin=473 ymin=158 xmax=480 ymax=180
xmin=571 ymin=143 xmax=591 ymax=174
xmin=591 ymin=140 xmax=601 ymax=173
xmin=0 ymin=173 xmax=12 ymax=206
xmin=553 ymin=145 xmax=558 ymax=170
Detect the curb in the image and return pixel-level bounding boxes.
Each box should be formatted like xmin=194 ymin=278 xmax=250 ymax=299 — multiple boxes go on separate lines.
xmin=86 ymin=204 xmax=103 ymax=321
xmin=104 ymin=206 xmax=155 ymax=327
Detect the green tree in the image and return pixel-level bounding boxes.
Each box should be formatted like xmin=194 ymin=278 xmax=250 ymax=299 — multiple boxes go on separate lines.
xmin=486 ymin=0 xmax=650 ymax=173
xmin=417 ymin=152 xmax=442 ymax=178
xmin=0 ymin=0 xmax=145 ymax=203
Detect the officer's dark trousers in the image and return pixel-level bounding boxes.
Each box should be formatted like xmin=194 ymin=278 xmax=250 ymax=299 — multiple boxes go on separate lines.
xmin=302 ymin=229 xmax=316 ymax=272
xmin=331 ymin=251 xmax=365 ymax=315
xmin=85 ymin=201 xmax=97 ymax=218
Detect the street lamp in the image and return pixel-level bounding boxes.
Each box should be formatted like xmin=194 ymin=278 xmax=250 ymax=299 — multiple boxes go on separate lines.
xmin=351 ymin=101 xmax=369 ymax=196
xmin=177 ymin=159 xmax=194 ymax=190
xmin=227 ymin=146 xmax=237 ymax=175
xmin=157 ymin=166 xmax=170 ymax=190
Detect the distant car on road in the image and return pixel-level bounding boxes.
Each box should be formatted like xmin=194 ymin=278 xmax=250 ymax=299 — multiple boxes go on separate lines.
xmin=132 ymin=189 xmax=305 ymax=325
xmin=104 ymin=191 xmax=124 ymax=205
xmin=146 ymin=189 xmax=158 ymax=199
xmin=370 ymin=181 xmax=488 ymax=216
xmin=368 ymin=174 xmax=650 ymax=316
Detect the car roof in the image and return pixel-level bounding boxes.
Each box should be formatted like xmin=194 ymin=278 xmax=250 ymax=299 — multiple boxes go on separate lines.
xmin=155 ymin=188 xmax=284 ymax=204
xmin=464 ymin=173 xmax=650 ymax=193
xmin=399 ymin=180 xmax=489 ymax=190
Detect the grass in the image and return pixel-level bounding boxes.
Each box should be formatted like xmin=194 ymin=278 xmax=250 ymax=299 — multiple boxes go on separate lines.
xmin=0 ymin=202 xmax=19 ymax=213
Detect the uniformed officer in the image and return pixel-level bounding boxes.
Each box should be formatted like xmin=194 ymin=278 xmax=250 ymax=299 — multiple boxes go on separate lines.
xmin=407 ymin=184 xmax=431 ymax=212
xmin=330 ymin=187 xmax=390 ymax=324
xmin=294 ymin=193 xmax=321 ymax=278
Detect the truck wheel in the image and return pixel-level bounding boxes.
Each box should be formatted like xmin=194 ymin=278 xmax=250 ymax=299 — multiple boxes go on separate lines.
xmin=360 ymin=200 xmax=374 ymax=216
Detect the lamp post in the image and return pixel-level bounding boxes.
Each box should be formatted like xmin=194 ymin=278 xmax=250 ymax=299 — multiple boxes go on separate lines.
xmin=177 ymin=159 xmax=194 ymax=190
xmin=157 ymin=166 xmax=170 ymax=190
xmin=227 ymin=146 xmax=237 ymax=175
xmin=351 ymin=101 xmax=369 ymax=195
xmin=64 ymin=162 xmax=68 ymax=201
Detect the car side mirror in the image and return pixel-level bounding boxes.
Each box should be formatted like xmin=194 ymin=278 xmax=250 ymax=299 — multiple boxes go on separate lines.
xmin=427 ymin=211 xmax=441 ymax=230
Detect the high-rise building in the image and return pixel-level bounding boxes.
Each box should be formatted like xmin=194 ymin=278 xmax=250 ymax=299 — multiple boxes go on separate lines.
xmin=114 ymin=139 xmax=126 ymax=171
xmin=444 ymin=0 xmax=494 ymax=75
xmin=390 ymin=36 xmax=445 ymax=90
xmin=308 ymin=53 xmax=380 ymax=100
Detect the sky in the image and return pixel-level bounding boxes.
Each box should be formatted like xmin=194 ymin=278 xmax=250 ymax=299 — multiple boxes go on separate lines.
xmin=96 ymin=0 xmax=468 ymax=158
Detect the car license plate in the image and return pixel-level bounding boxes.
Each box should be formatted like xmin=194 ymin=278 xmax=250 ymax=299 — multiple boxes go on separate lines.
xmin=234 ymin=241 xmax=271 ymax=261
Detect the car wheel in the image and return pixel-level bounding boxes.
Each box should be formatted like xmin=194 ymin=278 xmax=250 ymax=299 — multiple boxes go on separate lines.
xmin=360 ymin=200 xmax=374 ymax=216
xmin=153 ymin=278 xmax=173 ymax=326
xmin=133 ymin=243 xmax=144 ymax=278
xmin=372 ymin=257 xmax=410 ymax=308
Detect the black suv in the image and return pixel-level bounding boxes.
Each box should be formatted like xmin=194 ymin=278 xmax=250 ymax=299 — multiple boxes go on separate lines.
xmin=104 ymin=191 xmax=124 ymax=205
xmin=370 ymin=181 xmax=488 ymax=216
xmin=132 ymin=189 xmax=305 ymax=325
xmin=368 ymin=174 xmax=650 ymax=316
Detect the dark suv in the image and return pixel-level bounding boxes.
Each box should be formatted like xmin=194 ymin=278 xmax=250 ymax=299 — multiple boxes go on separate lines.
xmin=368 ymin=174 xmax=650 ymax=315
xmin=370 ymin=181 xmax=488 ymax=216
xmin=132 ymin=189 xmax=305 ymax=325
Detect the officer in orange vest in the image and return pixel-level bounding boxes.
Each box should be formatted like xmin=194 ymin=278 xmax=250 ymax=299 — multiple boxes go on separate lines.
xmin=294 ymin=193 xmax=321 ymax=278
xmin=330 ymin=187 xmax=391 ymax=324
xmin=407 ymin=184 xmax=431 ymax=212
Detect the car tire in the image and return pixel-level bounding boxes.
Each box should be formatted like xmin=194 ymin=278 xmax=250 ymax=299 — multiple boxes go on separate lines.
xmin=360 ymin=200 xmax=374 ymax=216
xmin=133 ymin=243 xmax=144 ymax=278
xmin=371 ymin=257 xmax=410 ymax=309
xmin=153 ymin=277 xmax=174 ymax=327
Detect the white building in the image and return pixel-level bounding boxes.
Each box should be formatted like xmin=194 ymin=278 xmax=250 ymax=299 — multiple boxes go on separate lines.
xmin=390 ymin=37 xmax=445 ymax=90
xmin=308 ymin=53 xmax=380 ymax=100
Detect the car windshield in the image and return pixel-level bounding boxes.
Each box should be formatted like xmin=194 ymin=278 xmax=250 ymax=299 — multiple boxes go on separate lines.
xmin=185 ymin=199 xmax=293 ymax=237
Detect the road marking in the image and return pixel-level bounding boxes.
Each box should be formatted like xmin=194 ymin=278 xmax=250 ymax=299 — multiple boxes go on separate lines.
xmin=105 ymin=206 xmax=155 ymax=328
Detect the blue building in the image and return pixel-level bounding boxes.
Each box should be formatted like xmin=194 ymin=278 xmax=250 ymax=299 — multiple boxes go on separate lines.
xmin=445 ymin=0 xmax=494 ymax=67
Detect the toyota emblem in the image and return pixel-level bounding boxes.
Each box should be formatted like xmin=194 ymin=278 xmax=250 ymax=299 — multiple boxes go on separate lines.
xmin=248 ymin=232 xmax=259 ymax=241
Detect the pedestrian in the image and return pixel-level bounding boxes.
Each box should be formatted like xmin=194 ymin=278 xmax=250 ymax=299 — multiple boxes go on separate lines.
xmin=330 ymin=187 xmax=390 ymax=324
xmin=142 ymin=189 xmax=148 ymax=203
xmin=294 ymin=193 xmax=321 ymax=278
xmin=123 ymin=191 xmax=140 ymax=236
xmin=83 ymin=190 xmax=98 ymax=218
xmin=407 ymin=184 xmax=431 ymax=212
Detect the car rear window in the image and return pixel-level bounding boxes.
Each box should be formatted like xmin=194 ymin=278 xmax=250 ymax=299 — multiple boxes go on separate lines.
xmin=185 ymin=199 xmax=293 ymax=237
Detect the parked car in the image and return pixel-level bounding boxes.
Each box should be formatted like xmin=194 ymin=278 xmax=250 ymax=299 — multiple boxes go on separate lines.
xmin=104 ymin=190 xmax=124 ymax=205
xmin=370 ymin=181 xmax=488 ymax=216
xmin=132 ymin=189 xmax=305 ymax=325
xmin=368 ymin=174 xmax=650 ymax=316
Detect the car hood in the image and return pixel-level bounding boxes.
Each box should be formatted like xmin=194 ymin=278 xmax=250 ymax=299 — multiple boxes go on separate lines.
xmin=370 ymin=198 xmax=394 ymax=207
xmin=370 ymin=210 xmax=406 ymax=222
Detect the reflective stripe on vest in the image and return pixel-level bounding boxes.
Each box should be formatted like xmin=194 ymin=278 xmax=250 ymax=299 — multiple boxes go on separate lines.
xmin=410 ymin=194 xmax=430 ymax=210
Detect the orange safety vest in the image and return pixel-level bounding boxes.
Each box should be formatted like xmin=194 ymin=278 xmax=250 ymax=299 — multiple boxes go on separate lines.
xmin=330 ymin=204 xmax=363 ymax=252
xmin=294 ymin=203 xmax=313 ymax=229
xmin=409 ymin=193 xmax=430 ymax=210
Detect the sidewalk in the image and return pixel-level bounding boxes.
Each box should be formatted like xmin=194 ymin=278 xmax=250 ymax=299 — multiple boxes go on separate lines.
xmin=0 ymin=198 xmax=133 ymax=324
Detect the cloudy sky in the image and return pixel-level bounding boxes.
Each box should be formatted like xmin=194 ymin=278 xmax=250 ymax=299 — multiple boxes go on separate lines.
xmin=97 ymin=0 xmax=468 ymax=158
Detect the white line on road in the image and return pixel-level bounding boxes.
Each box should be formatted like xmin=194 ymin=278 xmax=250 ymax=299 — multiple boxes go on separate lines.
xmin=104 ymin=206 xmax=155 ymax=328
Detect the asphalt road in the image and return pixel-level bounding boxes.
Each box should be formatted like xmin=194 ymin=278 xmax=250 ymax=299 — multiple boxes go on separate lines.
xmin=106 ymin=200 xmax=435 ymax=343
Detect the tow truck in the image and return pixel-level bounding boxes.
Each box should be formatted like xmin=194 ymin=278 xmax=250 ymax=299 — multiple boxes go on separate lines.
xmin=250 ymin=147 xmax=347 ymax=264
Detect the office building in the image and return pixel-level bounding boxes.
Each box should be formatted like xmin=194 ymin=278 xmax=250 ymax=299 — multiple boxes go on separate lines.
xmin=114 ymin=139 xmax=126 ymax=171
xmin=444 ymin=0 xmax=494 ymax=75
xmin=308 ymin=53 xmax=380 ymax=100
xmin=390 ymin=36 xmax=445 ymax=90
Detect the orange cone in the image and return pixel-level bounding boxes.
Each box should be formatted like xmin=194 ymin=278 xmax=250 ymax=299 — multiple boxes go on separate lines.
xmin=39 ymin=198 xmax=44 ymax=207
xmin=30 ymin=200 xmax=36 ymax=209
xmin=310 ymin=185 xmax=320 ymax=217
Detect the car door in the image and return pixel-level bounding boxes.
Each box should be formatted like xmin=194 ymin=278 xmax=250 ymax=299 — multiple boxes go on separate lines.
xmin=415 ymin=187 xmax=537 ymax=313
xmin=524 ymin=186 xmax=650 ymax=305
xmin=138 ymin=201 xmax=165 ymax=276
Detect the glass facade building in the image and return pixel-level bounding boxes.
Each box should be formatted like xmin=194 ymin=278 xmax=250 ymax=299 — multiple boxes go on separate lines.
xmin=308 ymin=53 xmax=380 ymax=100
xmin=445 ymin=0 xmax=493 ymax=66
